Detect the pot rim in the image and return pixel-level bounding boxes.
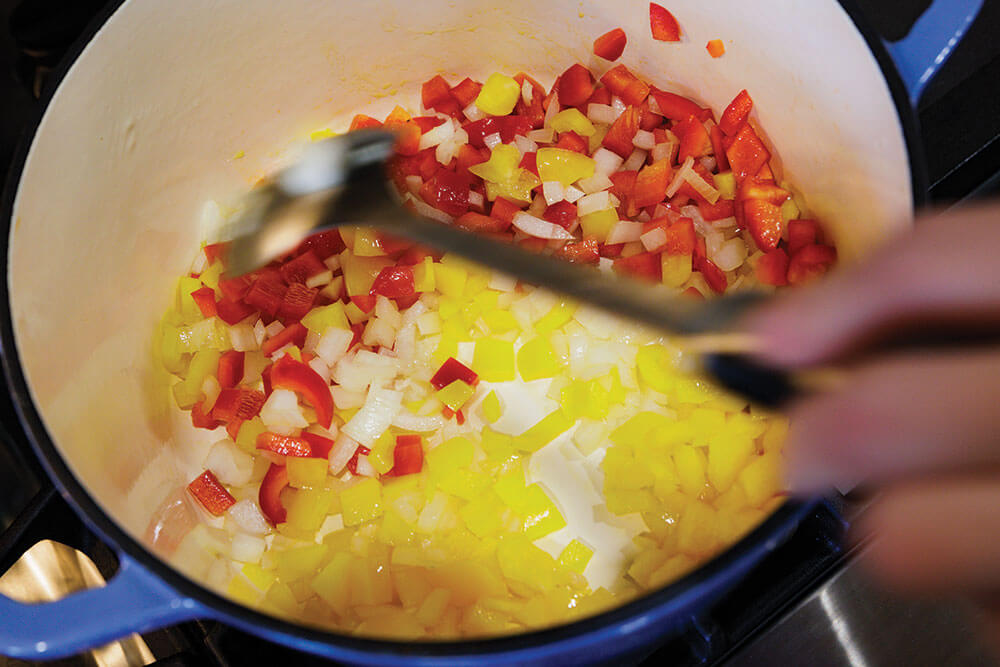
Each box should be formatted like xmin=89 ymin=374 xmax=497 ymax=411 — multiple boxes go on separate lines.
xmin=0 ymin=0 xmax=924 ymax=658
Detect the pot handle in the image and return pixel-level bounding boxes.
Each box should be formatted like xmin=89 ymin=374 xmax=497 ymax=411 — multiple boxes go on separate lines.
xmin=0 ymin=552 xmax=207 ymax=660
xmin=885 ymin=0 xmax=983 ymax=104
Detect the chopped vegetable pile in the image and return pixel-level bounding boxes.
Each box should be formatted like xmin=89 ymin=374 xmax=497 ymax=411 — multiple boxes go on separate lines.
xmin=154 ymin=22 xmax=836 ymax=640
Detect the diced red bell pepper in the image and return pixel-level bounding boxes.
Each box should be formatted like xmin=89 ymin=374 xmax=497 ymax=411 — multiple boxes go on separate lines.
xmin=613 ymin=252 xmax=662 ymax=282
xmin=269 ymin=354 xmax=334 ymax=429
xmin=371 ymin=266 xmax=416 ymax=299
xmin=244 ymin=274 xmax=288 ymax=319
xmin=280 ymin=250 xmax=327 ymax=285
xmin=787 ymin=244 xmax=837 ymax=285
xmin=638 ymin=99 xmax=663 ymax=131
xmin=738 ymin=179 xmax=790 ymax=206
xmin=419 ymin=170 xmax=472 ymax=218
xmin=297 ymin=230 xmax=346 ymax=260
xmin=190 ymin=287 xmax=218 ymax=318
xmin=422 ymin=75 xmax=462 ymax=117
xmin=203 ymin=242 xmax=228 ymax=265
xmin=743 ymin=199 xmax=784 ymax=251
xmin=558 ymin=64 xmax=595 ymax=108
xmin=384 ymin=434 xmax=424 ymax=477
xmin=219 ymin=274 xmax=253 ymax=301
xmin=277 ymin=283 xmax=319 ymax=322
xmin=787 ymin=219 xmax=821 ymax=256
xmin=387 ymin=149 xmax=438 ymax=190
xmin=632 ymin=160 xmax=672 ymax=210
xmin=396 ymin=245 xmax=437 ymax=266
xmin=720 ymin=89 xmax=753 ymax=137
xmin=698 ymin=198 xmax=735 ymax=222
xmin=300 ymin=432 xmax=335 ymax=459
xmin=650 ymin=2 xmax=682 ymax=42
xmin=675 ymin=163 xmax=717 ymax=205
xmin=555 ymin=131 xmax=589 ymax=154
xmin=600 ymin=65 xmax=650 ymax=106
xmin=211 ymin=388 xmax=265 ymax=423
xmin=226 ymin=419 xmax=243 ymax=441
xmin=603 ymin=106 xmax=642 ymax=158
xmin=674 ymin=116 xmax=712 ymax=163
xmin=377 ymin=233 xmax=414 ymax=257
xmin=347 ymin=445 xmax=372 ymax=475
xmin=216 ymin=298 xmax=256 ymax=325
xmin=645 ymin=216 xmax=695 ymax=255
xmin=519 ymin=237 xmax=549 ymax=253
xmin=543 ymin=200 xmax=578 ymax=229
xmin=556 ymin=238 xmax=601 ymax=264
xmin=514 ymin=72 xmax=547 ymax=128
xmin=594 ymin=27 xmax=628 ymax=61
xmin=257 ymin=431 xmax=313 ymax=458
xmin=430 ymin=357 xmax=478 ymax=390
xmin=188 ymin=470 xmax=235 ymax=516
xmin=384 ymin=107 xmax=422 ymax=156
xmin=490 ymin=197 xmax=523 ymax=228
xmin=725 ymin=123 xmax=771 ymax=182
xmin=609 ymin=170 xmax=638 ymax=209
xmin=650 ymin=89 xmax=709 ymax=122
xmin=455 ymin=211 xmax=510 ymax=234
xmin=756 ymin=248 xmax=790 ymax=286
xmin=600 ymin=243 xmax=625 ymax=258
xmin=262 ymin=321 xmax=308 ymax=357
xmin=456 ymin=144 xmax=490 ymax=178
xmin=587 ymin=85 xmax=613 ymax=106
xmin=694 ymin=255 xmax=727 ymax=293
xmin=451 ymin=77 xmax=483 ymax=108
xmin=258 ymin=464 xmax=289 ymax=525
xmin=413 ymin=115 xmax=447 ymax=134
xmin=217 ymin=350 xmax=245 ymax=389
xmin=191 ymin=402 xmax=222 ymax=430
xmin=349 ymin=114 xmax=383 ymax=131
xmin=463 ymin=116 xmax=534 ymax=148
xmin=349 ymin=294 xmax=377 ymax=314
xmin=710 ymin=125 xmax=729 ymax=171
xmin=706 ymin=39 xmax=726 ymax=58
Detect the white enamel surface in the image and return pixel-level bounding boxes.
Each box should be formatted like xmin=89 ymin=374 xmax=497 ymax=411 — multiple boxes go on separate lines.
xmin=8 ymin=0 xmax=912 ymax=604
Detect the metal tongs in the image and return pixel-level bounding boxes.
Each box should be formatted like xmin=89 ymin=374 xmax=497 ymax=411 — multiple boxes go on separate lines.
xmin=224 ymin=129 xmax=799 ymax=407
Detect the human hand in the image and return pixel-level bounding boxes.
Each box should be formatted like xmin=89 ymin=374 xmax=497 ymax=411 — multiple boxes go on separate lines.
xmin=744 ymin=205 xmax=1000 ymax=644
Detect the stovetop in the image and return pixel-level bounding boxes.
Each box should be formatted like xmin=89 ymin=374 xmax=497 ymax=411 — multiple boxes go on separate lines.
xmin=1 ymin=1 xmax=1000 ymax=665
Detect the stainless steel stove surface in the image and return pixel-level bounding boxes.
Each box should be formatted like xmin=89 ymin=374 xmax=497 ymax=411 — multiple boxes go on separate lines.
xmin=2 ymin=0 xmax=1000 ymax=665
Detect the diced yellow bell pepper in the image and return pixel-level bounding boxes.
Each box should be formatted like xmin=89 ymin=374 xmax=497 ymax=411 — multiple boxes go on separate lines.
xmin=426 ymin=436 xmax=475 ymax=473
xmin=368 ymin=430 xmax=397 ymax=475
xmin=676 ymin=500 xmax=718 ymax=555
xmin=235 ymin=417 xmax=266 ymax=454
xmin=635 ymin=345 xmax=678 ymax=395
xmin=392 ymin=567 xmax=433 ymax=609
xmin=159 ymin=325 xmax=187 ymax=375
xmin=603 ymin=447 xmax=655 ymax=490
xmin=434 ymin=262 xmax=468 ymax=299
xmin=673 ymin=445 xmax=708 ymax=497
xmin=707 ymin=431 xmax=754 ymax=495
xmin=662 ymin=254 xmax=693 ymax=288
xmin=376 ymin=509 xmax=415 ymax=546
xmin=739 ymin=452 xmax=782 ymax=507
xmin=557 ymin=539 xmax=594 ymax=574
xmin=464 ymin=273 xmax=490 ymax=299
xmin=176 ymin=276 xmax=204 ymax=324
xmin=473 ymin=338 xmax=516 ymax=383
xmin=495 ymin=535 xmax=558 ymax=591
xmin=516 ymin=410 xmax=574 ymax=453
xmin=480 ymin=427 xmax=518 ymax=463
xmin=436 ymin=469 xmax=490 ymax=502
xmin=242 ymin=562 xmax=277 ymax=591
xmin=517 ymin=336 xmax=563 ymax=381
xmin=340 ymin=478 xmax=383 ymax=526
xmin=713 ymin=171 xmax=737 ymax=200
xmin=200 ymin=260 xmax=225 ymax=294
xmin=311 ymin=552 xmax=353 ymax=613
xmin=435 ymin=380 xmax=475 ymax=412
xmin=482 ymin=308 xmax=519 ymax=333
xmin=534 ymin=301 xmax=578 ymax=335
xmin=536 ymin=148 xmax=596 ymax=186
xmin=320 ymin=276 xmax=344 ymax=302
xmin=520 ymin=486 xmax=567 ymax=540
xmin=605 ymin=488 xmax=658 ymax=515
xmin=460 ymin=492 xmax=506 ymax=537
xmin=340 ymin=250 xmax=392 ymax=296
xmin=287 ymin=457 xmax=329 ymax=489
xmin=550 ymin=108 xmax=596 ymax=137
xmin=484 ymin=169 xmax=541 ymax=204
xmin=475 ymin=73 xmax=521 ymax=116
xmin=301 ymin=302 xmax=350 ymax=335
xmin=413 ymin=256 xmax=435 ymax=293
xmin=286 ymin=486 xmax=336 ymax=532
xmin=415 ymin=587 xmax=452 ymax=626
xmin=781 ymin=198 xmax=800 ymax=223
xmin=470 ymin=144 xmax=520 ymax=184
xmin=579 ymin=208 xmax=619 ymax=242
xmin=480 ymin=391 xmax=503 ymax=423
xmin=352 ymin=228 xmax=386 ymax=257
xmin=263 ymin=581 xmax=300 ymax=617
xmin=309 ymin=128 xmax=337 ymax=142
xmin=171 ymin=348 xmax=221 ymax=409
xmin=272 ymin=543 xmax=329 ymax=582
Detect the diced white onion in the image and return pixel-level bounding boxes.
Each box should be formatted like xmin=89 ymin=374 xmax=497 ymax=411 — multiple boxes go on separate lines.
xmin=622 ymin=148 xmax=648 ymax=172
xmin=527 ymin=128 xmax=555 ymax=143
xmin=637 ymin=210 xmax=651 ymax=223
xmin=363 ymin=318 xmax=397 ymax=349
xmin=464 ymin=103 xmax=486 ymax=121
xmin=374 ymin=296 xmax=401 ymax=328
xmin=323 ymin=255 xmax=341 ymax=272
xmin=191 ymin=251 xmax=208 ymax=275
xmin=512 ymin=212 xmax=574 ymax=240
xmin=544 ymin=96 xmax=560 ymax=127
xmin=252 ymin=319 xmax=266 ymax=347
xmin=230 ymin=533 xmax=266 ymax=563
xmin=488 ymin=272 xmax=518 ymax=292
xmin=229 ymin=323 xmax=258 ymax=352
xmin=611 ymin=96 xmax=627 ymax=114
xmin=514 ymin=135 xmax=538 ymax=155
xmin=682 ymin=167 xmax=721 ymax=204
xmin=468 ymin=190 xmax=485 ymax=209
xmin=227 ymin=499 xmax=271 ymax=536
xmin=201 ymin=375 xmax=221 ymax=412
xmin=681 ymin=205 xmax=710 ymax=235
xmin=543 ymin=181 xmax=565 ymax=206
xmin=640 ymin=227 xmax=668 ymax=252
xmin=577 ymin=174 xmax=614 ymax=194
xmin=700 ymin=156 xmax=718 ymax=173
xmin=598 ymin=257 xmax=614 ymax=273
xmin=592 ymin=147 xmax=625 ymax=177
xmin=418 ymin=119 xmax=457 ymax=150
xmin=342 ymin=387 xmax=403 ymax=446
xmin=204 ymin=439 xmax=254 ymax=487
xmin=308 ymin=356 xmax=331 ymax=385
xmin=264 ymin=320 xmax=285 ymax=338
xmin=577 ymin=190 xmax=614 ymax=217
xmin=316 ymin=327 xmax=354 ymax=366
xmin=633 ymin=130 xmax=656 ymax=151
xmin=331 ymin=386 xmax=366 ymax=409
xmin=405 ymin=193 xmax=455 ymax=224
xmin=354 ymin=455 xmax=377 ymax=477
xmin=713 ymin=216 xmax=738 ymax=229
xmin=606 ymin=220 xmax=644 ymax=245
xmin=328 ymin=433 xmax=361 ymax=474
xmin=394 ymin=324 xmax=417 ymax=367
xmin=415 ymin=311 xmax=442 ymax=335
xmin=646 ymin=95 xmax=664 ymax=116
xmin=563 ymin=185 xmax=585 ymax=203
xmin=261 ymin=388 xmax=309 ymax=430
xmin=305 ymin=270 xmax=333 ymax=288
xmin=587 ymin=103 xmax=619 ymax=125
xmin=435 ymin=129 xmax=469 ymax=165
xmin=713 ymin=238 xmax=748 ymax=271
xmin=392 ymin=410 xmax=446 ymax=432
xmin=522 ymin=79 xmax=534 ymax=104
xmin=666 ymin=156 xmax=696 ymax=198
xmin=483 ymin=132 xmax=503 ymax=150
xmin=651 ymin=142 xmax=674 ymax=163
xmin=705 ymin=229 xmax=726 ymax=257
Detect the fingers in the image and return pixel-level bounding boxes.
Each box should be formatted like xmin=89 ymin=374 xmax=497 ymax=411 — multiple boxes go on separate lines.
xmin=856 ymin=476 xmax=1000 ymax=594
xmin=745 ymin=205 xmax=1000 ymax=367
xmin=784 ymin=350 xmax=1000 ymax=494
